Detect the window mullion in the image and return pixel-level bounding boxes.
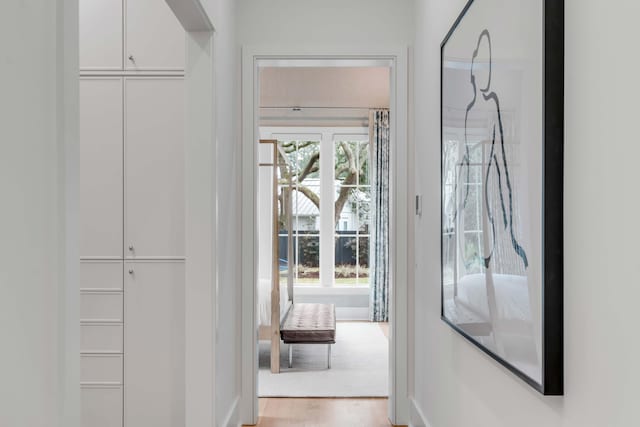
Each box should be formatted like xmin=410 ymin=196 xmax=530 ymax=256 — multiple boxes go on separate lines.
xmin=319 ymin=132 xmax=335 ymax=287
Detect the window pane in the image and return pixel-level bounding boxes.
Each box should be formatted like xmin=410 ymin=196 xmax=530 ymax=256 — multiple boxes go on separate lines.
xmin=355 ymin=187 xmax=371 ymax=234
xmin=335 ymin=186 xmax=357 ymax=231
xmin=278 ymin=141 xmax=299 ymax=172
xmin=335 ymin=234 xmax=357 ymax=286
xmin=296 ymin=234 xmax=320 ymax=285
xmin=358 ymin=142 xmax=371 ymax=186
xmin=293 ymin=185 xmax=319 ymax=233
xmin=358 ymin=236 xmax=370 ymax=286
xmin=335 ymin=141 xmax=359 ymax=186
xmin=277 ymin=185 xmax=293 ymax=235
xmin=295 ymin=141 xmax=320 ymax=180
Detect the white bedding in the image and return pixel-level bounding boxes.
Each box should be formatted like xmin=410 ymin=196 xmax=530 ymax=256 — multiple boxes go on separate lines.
xmin=258 ymin=278 xmax=290 ymax=326
xmin=454 ymin=273 xmax=541 ymax=382
xmin=455 ymin=273 xmax=532 ymax=323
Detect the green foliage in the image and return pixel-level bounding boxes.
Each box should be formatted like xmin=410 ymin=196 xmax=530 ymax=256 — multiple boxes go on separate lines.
xmin=299 ymin=235 xmax=319 ymax=267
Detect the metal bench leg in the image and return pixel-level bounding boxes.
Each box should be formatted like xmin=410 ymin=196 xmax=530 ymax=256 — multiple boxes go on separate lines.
xmin=327 ymin=344 xmax=331 ymax=369
xmin=289 ymin=344 xmax=293 ymax=368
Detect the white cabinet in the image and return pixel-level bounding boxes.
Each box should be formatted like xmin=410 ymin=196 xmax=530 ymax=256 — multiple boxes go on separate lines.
xmin=125 ymin=78 xmax=185 ymax=259
xmin=80 ymin=0 xmax=184 ymax=72
xmin=124 ymin=261 xmax=185 ymax=427
xmin=79 ymin=0 xmax=123 ymax=70
xmin=80 ymin=79 xmax=124 ymax=258
xmin=80 ymin=261 xmax=124 ymax=291
xmin=80 ymin=260 xmax=124 ymax=426
xmin=82 ymin=386 xmax=124 ymax=427
xmin=80 ymin=3 xmax=185 ymax=425
xmin=81 ymin=323 xmax=124 ymax=354
xmin=125 ymin=0 xmax=185 ymax=71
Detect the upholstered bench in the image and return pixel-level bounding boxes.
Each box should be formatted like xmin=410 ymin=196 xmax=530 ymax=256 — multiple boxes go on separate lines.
xmin=280 ymin=303 xmax=336 ymax=369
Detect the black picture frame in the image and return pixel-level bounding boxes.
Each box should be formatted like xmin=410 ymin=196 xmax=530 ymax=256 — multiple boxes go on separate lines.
xmin=440 ymin=0 xmax=564 ymax=395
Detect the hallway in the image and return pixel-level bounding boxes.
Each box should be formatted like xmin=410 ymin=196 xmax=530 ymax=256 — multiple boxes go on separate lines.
xmin=247 ymin=398 xmax=399 ymax=427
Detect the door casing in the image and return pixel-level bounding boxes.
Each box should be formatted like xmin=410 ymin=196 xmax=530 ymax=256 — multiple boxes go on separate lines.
xmin=240 ymin=47 xmax=411 ymax=426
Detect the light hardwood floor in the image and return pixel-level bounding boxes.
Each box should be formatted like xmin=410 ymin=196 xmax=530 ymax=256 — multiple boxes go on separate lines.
xmin=247 ymin=323 xmax=395 ymax=426
xmin=244 ymin=398 xmax=405 ymax=427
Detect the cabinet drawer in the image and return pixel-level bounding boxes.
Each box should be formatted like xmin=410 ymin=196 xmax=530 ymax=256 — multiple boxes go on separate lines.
xmin=80 ymin=293 xmax=123 ymax=322
xmin=80 ymin=262 xmax=123 ymax=291
xmin=81 ymin=324 xmax=123 ymax=354
xmin=81 ymin=354 xmax=123 ymax=384
xmin=81 ymin=385 xmax=123 ymax=427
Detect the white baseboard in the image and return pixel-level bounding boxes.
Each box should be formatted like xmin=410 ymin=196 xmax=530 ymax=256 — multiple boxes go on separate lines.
xmin=219 ymin=396 xmax=240 ymax=427
xmin=409 ymin=397 xmax=432 ymax=427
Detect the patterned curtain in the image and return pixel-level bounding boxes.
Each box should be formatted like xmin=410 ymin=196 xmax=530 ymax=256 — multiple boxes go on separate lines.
xmin=369 ymin=110 xmax=390 ymax=322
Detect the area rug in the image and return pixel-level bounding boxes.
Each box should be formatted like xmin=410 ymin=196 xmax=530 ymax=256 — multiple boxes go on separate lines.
xmin=258 ymin=322 xmax=388 ymax=397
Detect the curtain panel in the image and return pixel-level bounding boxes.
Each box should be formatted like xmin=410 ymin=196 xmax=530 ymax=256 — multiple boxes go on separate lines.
xmin=369 ymin=109 xmax=390 ymax=322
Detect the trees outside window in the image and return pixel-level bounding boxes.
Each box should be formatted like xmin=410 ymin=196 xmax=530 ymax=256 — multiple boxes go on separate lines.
xmin=267 ymin=128 xmax=371 ymax=287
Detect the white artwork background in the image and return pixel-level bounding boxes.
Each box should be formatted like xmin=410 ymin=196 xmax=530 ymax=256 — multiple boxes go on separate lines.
xmin=441 ymin=0 xmax=544 ymax=384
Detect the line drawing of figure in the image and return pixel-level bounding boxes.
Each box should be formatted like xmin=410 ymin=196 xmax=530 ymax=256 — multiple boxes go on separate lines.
xmin=455 ymin=29 xmax=528 ymax=270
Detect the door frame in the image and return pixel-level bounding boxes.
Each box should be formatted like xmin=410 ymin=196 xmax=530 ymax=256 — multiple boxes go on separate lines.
xmin=240 ymin=46 xmax=410 ymax=426
xmin=166 ymin=3 xmax=217 ymax=426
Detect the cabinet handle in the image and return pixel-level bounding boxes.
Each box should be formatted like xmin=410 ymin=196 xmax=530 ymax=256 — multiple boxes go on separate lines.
xmin=128 ymin=55 xmax=135 ymax=62
xmin=128 ymin=245 xmax=134 ymax=251
xmin=128 ymin=269 xmax=134 ymax=275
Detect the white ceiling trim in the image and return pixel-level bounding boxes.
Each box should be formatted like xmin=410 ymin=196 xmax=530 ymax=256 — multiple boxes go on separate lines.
xmin=257 ymin=58 xmax=393 ymax=68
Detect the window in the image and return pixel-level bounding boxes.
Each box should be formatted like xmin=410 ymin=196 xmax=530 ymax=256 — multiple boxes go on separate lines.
xmin=278 ymin=138 xmax=321 ymax=286
xmin=442 ymin=128 xmax=490 ymax=289
xmin=264 ymin=128 xmax=371 ymax=287
xmin=334 ymin=138 xmax=371 ymax=286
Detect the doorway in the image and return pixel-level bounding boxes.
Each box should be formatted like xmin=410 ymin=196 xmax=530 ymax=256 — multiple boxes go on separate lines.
xmin=241 ymin=51 xmax=410 ymax=426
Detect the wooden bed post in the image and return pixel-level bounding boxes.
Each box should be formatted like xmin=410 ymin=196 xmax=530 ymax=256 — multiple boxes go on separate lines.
xmin=260 ymin=139 xmax=295 ymax=374
xmin=268 ymin=140 xmax=281 ymax=373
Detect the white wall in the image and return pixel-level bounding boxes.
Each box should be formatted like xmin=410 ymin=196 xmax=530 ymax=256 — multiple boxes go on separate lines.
xmin=208 ymin=0 xmax=242 ymax=424
xmin=0 ymin=1 xmax=79 ymax=427
xmin=238 ymin=1 xmax=414 ymax=424
xmin=411 ymin=1 xmax=640 ymax=426
xmin=237 ymin=0 xmax=414 ymax=47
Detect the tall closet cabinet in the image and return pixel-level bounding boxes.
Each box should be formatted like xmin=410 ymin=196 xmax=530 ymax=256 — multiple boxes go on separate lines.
xmin=79 ymin=1 xmax=186 ymax=426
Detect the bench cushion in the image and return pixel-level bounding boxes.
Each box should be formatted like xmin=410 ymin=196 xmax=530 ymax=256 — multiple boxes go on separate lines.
xmin=280 ymin=303 xmax=336 ymax=344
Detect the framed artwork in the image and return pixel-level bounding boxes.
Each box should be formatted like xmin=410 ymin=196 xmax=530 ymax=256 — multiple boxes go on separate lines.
xmin=440 ymin=0 xmax=564 ymax=395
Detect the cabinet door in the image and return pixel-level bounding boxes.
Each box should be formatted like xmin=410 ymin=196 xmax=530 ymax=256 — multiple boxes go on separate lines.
xmin=80 ymin=78 xmax=123 ymax=258
xmin=124 ymin=262 xmax=185 ymax=427
xmin=124 ymin=78 xmax=185 ymax=259
xmin=125 ymin=0 xmax=185 ymax=71
xmin=82 ymin=385 xmax=123 ymax=427
xmin=79 ymin=0 xmax=123 ymax=70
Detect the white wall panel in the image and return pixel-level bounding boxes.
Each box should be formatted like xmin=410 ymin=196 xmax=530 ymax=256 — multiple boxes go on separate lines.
xmin=126 ymin=0 xmax=185 ymax=70
xmin=79 ymin=0 xmax=123 ymax=70
xmin=125 ymin=78 xmax=185 ymax=259
xmin=124 ymin=261 xmax=185 ymax=427
xmin=80 ymin=78 xmax=124 ymax=258
xmin=0 ymin=1 xmax=79 ymax=425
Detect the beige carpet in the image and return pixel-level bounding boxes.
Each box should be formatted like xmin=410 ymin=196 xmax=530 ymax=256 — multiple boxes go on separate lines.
xmin=258 ymin=322 xmax=388 ymax=397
